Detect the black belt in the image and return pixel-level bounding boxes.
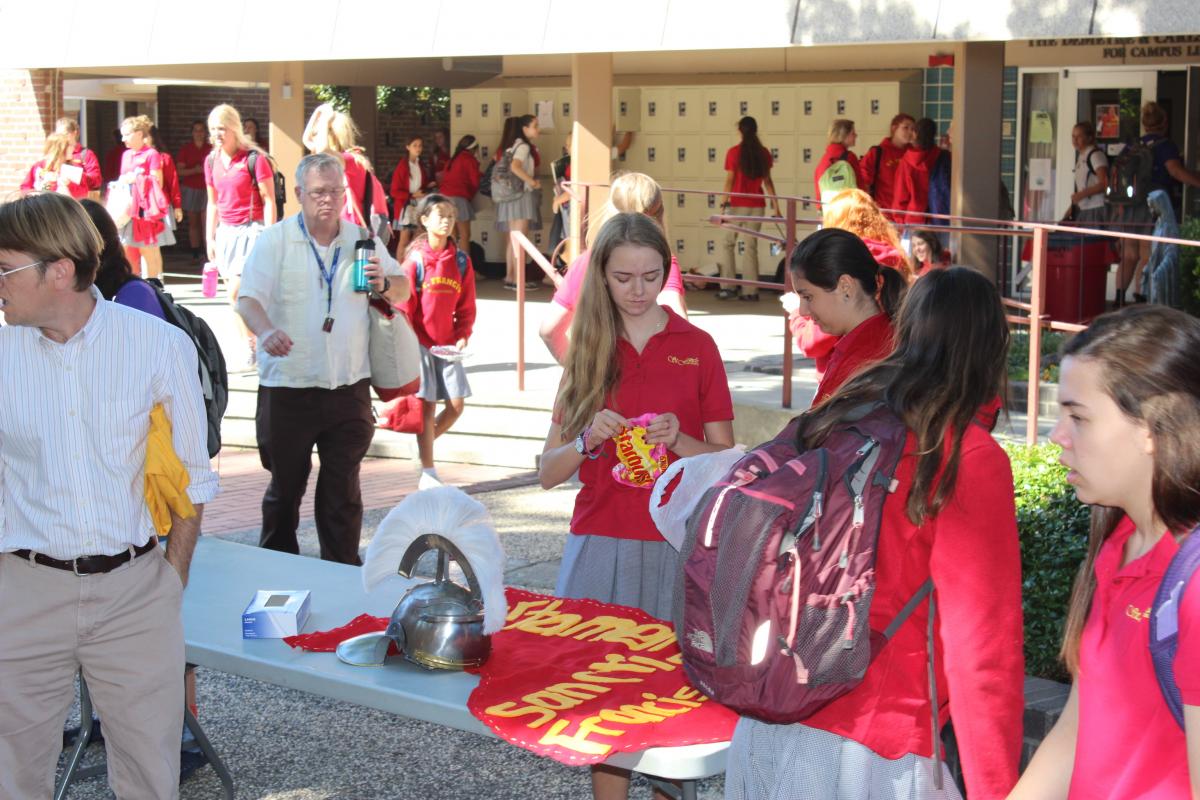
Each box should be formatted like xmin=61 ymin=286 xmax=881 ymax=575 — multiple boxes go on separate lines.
xmin=12 ymin=538 xmax=159 ymax=576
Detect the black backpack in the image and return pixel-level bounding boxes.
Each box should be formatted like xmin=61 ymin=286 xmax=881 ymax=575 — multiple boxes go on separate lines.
xmin=1107 ymin=139 xmax=1158 ymax=206
xmin=143 ymin=278 xmax=229 ymax=458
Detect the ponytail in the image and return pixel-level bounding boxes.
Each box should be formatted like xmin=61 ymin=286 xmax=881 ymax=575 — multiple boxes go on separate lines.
xmin=791 ymin=228 xmax=907 ymax=316
xmin=877 ymin=266 xmax=905 ymax=319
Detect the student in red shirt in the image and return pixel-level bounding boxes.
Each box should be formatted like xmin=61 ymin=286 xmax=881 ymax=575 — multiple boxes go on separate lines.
xmin=20 ymin=134 xmax=75 ymax=197
xmin=728 ymin=267 xmax=1024 ymax=800
xmin=55 ymin=117 xmax=102 ymax=196
xmin=789 ymin=229 xmax=903 ymax=405
xmin=911 ymin=230 xmax=951 ymax=277
xmin=205 ymin=103 xmax=277 ymax=368
xmin=177 ymin=120 xmax=212 ymax=261
xmin=148 ymin=125 xmax=182 ymax=255
xmin=719 ymin=116 xmax=780 ymax=302
xmin=539 ymin=212 xmax=734 ymax=800
xmin=21 ymin=120 xmax=101 ymax=200
xmin=389 ymin=135 xmax=433 ymax=256
xmin=1011 ymin=305 xmax=1200 ymax=800
xmin=399 ymin=195 xmax=477 ymax=490
xmin=117 ymin=115 xmax=169 ymax=281
xmin=438 ymin=135 xmax=483 ymax=249
xmin=814 ymin=118 xmax=861 ymax=201
xmin=302 ymin=104 xmax=391 ymax=244
xmin=539 ymin=172 xmax=687 ymax=364
xmin=860 ymin=113 xmax=916 ymax=219
xmin=894 ymin=118 xmax=944 ymax=226
xmin=426 ymin=127 xmax=452 ymax=185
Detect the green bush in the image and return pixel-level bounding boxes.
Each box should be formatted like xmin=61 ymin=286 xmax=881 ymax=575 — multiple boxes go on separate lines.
xmin=1178 ymin=218 xmax=1200 ymax=318
xmin=1007 ymin=330 xmax=1067 ymax=383
xmin=1004 ymin=442 xmax=1091 ymax=682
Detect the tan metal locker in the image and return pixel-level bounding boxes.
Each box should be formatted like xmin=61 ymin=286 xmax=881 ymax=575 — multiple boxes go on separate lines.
xmin=671 ymin=88 xmax=702 ymax=132
xmin=860 ymin=83 xmax=900 ymax=130
xmin=672 ymin=135 xmax=702 ymax=180
xmin=638 ymin=133 xmax=673 ymax=182
xmin=669 ymin=181 xmax=706 ymax=228
xmin=478 ymin=227 xmax=506 ymax=263
xmin=450 ymin=91 xmax=478 ymax=140
xmin=795 ymin=85 xmax=828 ymax=135
xmin=670 ymin=225 xmax=696 ymax=269
xmin=613 ymin=87 xmax=641 ymax=131
xmin=763 ymin=86 xmax=796 ymax=134
xmin=764 ymin=133 xmax=795 ymax=183
xmin=826 ymin=84 xmax=864 ymax=123
xmin=641 ymin=88 xmax=672 ymax=133
xmin=701 ymin=88 xmax=733 ymax=133
xmin=556 ymin=89 xmax=575 ymax=129
xmin=731 ymin=87 xmax=765 ymax=124
xmin=702 ymin=135 xmax=730 ymax=181
xmin=474 ymin=91 xmax=503 ymax=134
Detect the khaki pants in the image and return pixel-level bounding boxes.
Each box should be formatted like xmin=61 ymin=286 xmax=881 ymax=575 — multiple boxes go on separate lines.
xmin=0 ymin=548 xmax=185 ymax=800
xmin=720 ymin=205 xmax=765 ymax=292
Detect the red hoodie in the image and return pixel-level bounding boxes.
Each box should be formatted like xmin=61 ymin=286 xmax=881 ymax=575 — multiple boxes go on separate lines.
xmin=401 ymin=239 xmax=477 ymax=349
xmin=858 ymin=137 xmax=909 ymax=218
xmin=439 ymin=151 xmax=481 ymax=201
xmin=894 ymin=145 xmax=944 ymax=226
xmin=802 ymin=399 xmax=1024 ymax=800
xmin=160 ymin=151 xmax=182 ymax=209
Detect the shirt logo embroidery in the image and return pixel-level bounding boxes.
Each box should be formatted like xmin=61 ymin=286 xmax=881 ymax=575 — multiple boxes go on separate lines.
xmin=1126 ymin=604 xmax=1152 ymax=623
xmin=423 ymin=276 xmax=462 ymax=293
xmin=667 ymin=356 xmax=699 ymax=366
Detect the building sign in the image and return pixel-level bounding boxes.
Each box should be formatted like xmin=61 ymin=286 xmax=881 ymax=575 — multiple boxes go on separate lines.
xmin=1010 ymin=36 xmax=1200 ymax=66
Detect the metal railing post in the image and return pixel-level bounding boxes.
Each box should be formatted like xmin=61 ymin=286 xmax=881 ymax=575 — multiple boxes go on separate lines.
xmin=782 ymin=198 xmax=798 ymax=410
xmin=517 ymin=237 xmax=526 ymax=392
xmin=1026 ymin=226 xmax=1048 ymax=446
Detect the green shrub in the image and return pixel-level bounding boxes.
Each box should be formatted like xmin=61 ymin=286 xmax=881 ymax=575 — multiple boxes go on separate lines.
xmin=1004 ymin=442 xmax=1091 ymax=682
xmin=1008 ymin=330 xmax=1067 ymax=383
xmin=1178 ymin=218 xmax=1200 ymax=318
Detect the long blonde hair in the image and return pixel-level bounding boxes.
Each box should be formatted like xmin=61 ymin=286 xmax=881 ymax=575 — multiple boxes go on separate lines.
xmin=305 ymin=104 xmax=373 ymax=171
xmin=207 ymin=104 xmax=261 ymax=154
xmin=585 ymin=172 xmax=666 ymax=249
xmin=558 ymin=213 xmax=671 ymax=440
xmin=821 ymin=188 xmax=911 ymax=276
xmin=41 ymin=133 xmax=72 ymax=173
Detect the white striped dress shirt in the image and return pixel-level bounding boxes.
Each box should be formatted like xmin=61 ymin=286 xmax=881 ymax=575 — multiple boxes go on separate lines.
xmin=0 ymin=288 xmax=219 ymax=559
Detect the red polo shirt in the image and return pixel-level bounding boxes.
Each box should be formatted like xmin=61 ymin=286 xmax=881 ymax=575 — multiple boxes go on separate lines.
xmin=563 ymin=310 xmax=733 ymax=541
xmin=204 ymin=149 xmax=273 ymax=225
xmin=723 ymin=144 xmax=773 ymax=208
xmin=1069 ymin=517 xmax=1200 ymax=799
xmin=177 ymin=141 xmax=212 ymax=191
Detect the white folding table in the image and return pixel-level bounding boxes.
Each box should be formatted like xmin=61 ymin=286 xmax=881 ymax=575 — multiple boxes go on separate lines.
xmin=182 ymin=537 xmax=729 ymax=799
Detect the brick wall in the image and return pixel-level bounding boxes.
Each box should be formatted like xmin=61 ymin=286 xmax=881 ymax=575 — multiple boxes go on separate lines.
xmin=0 ymin=69 xmax=63 ymax=197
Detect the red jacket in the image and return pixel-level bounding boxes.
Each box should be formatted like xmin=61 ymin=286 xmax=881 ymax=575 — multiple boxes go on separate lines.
xmin=389 ymin=158 xmax=431 ymax=219
xmin=160 ymin=152 xmax=182 ymax=209
xmin=858 ymin=138 xmax=909 ymax=218
xmin=439 ymin=151 xmax=481 ymax=201
xmin=803 ymin=400 xmax=1024 ymax=799
xmin=401 ymin=239 xmax=477 ymax=349
xmin=813 ymin=143 xmax=861 ymax=200
xmin=813 ymin=312 xmax=893 ymax=404
xmin=894 ymin=145 xmax=944 ymax=226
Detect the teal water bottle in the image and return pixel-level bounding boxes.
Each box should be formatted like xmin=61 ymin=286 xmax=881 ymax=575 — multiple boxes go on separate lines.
xmin=352 ymin=239 xmax=374 ymax=293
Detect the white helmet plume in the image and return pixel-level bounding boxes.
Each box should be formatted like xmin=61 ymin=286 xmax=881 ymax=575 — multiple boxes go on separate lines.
xmin=362 ymin=486 xmax=507 ymax=634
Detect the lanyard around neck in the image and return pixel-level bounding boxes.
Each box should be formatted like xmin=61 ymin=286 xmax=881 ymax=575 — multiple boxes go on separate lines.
xmin=298 ymin=215 xmax=341 ymax=318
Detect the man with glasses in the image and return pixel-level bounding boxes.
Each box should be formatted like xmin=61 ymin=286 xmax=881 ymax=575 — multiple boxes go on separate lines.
xmin=236 ymin=153 xmax=408 ymax=565
xmin=0 ymin=193 xmax=217 ymax=797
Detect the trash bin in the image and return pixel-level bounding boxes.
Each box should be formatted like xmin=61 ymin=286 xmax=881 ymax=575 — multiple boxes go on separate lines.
xmin=1024 ymin=233 xmax=1112 ymax=324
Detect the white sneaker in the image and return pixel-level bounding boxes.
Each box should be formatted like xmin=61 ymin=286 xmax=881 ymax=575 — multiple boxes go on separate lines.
xmin=418 ymin=470 xmax=444 ymax=490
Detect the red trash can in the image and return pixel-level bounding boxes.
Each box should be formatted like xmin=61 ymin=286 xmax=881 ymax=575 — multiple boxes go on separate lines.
xmin=1027 ymin=233 xmax=1112 ymax=324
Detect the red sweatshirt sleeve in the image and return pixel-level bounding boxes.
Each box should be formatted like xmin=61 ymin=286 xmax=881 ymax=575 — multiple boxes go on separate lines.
xmin=893 ymin=163 xmax=914 ymax=224
xmin=82 ymin=149 xmax=102 ymax=191
xmin=857 ymin=146 xmax=879 ymax=197
xmin=390 ymin=161 xmax=411 ymax=212
xmin=466 ymin=157 xmax=481 ymax=197
xmin=453 ymin=257 xmax=477 ymax=344
xmin=929 ymin=438 xmax=1024 ymax=800
xmin=20 ymin=163 xmax=36 ymax=192
xmin=400 ymin=256 xmax=420 ymax=324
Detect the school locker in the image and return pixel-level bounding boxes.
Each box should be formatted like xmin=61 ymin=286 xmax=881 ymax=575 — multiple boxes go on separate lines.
xmin=538 ymin=135 xmax=565 ymax=176
xmin=826 ymin=84 xmax=864 ymax=123
xmin=731 ymin=87 xmax=765 ymax=124
xmin=478 ymin=227 xmax=506 ymax=264
xmin=699 ymin=226 xmax=723 ymax=268
xmin=474 ymin=90 xmax=529 ymax=134
xmin=556 ymin=89 xmax=575 ymax=129
xmin=671 ymin=88 xmax=702 ymax=132
xmin=637 ymin=133 xmax=673 ymax=182
xmin=641 ymin=88 xmax=672 ymax=133
xmin=860 ymin=83 xmax=899 ymax=131
xmin=701 ymin=88 xmax=733 ymax=133
xmin=796 ymin=135 xmax=825 ymax=201
xmin=613 ymin=87 xmax=641 ymax=131
xmin=764 ymin=134 xmax=794 ymax=184
xmin=672 ymin=135 xmax=702 ymax=180
xmin=795 ymin=85 xmax=829 ymax=135
xmin=668 ymin=181 xmax=705 ymax=228
xmin=450 ymin=91 xmax=477 ymax=141
xmin=670 ymin=225 xmax=697 ymax=270
xmin=762 ymin=86 xmax=796 ymax=134
xmin=702 ymin=135 xmax=730 ymax=181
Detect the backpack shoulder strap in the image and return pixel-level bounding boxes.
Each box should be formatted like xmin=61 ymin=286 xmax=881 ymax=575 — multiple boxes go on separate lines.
xmin=455 ymin=248 xmax=468 ymax=278
xmin=1150 ymin=528 xmax=1200 ymax=729
xmin=412 ymin=249 xmax=425 ymax=290
xmin=869 ymin=145 xmax=883 ymax=195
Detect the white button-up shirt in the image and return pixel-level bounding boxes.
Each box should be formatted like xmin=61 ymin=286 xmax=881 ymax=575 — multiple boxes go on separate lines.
xmin=239 ymin=215 xmax=400 ymax=389
xmin=0 ymin=288 xmax=219 ymax=559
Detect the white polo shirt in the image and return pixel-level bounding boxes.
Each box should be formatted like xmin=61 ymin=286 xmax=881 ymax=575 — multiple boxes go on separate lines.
xmin=239 ymin=214 xmax=400 ymax=390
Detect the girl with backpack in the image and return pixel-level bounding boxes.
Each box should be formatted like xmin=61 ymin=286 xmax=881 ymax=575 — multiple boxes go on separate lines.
xmin=538 ymin=212 xmax=734 ymax=800
xmin=1009 ymin=305 xmax=1200 ymax=800
xmin=728 ymin=267 xmax=1024 ymax=800
xmin=718 ymin=116 xmax=780 ymax=302
xmin=205 ymin=103 xmax=277 ymax=369
xmin=438 ymin=135 xmax=483 ymax=250
xmin=790 ymin=228 xmax=905 ymax=405
xmin=389 ymin=134 xmax=433 ymax=256
xmin=1065 ymin=121 xmax=1109 ymax=226
xmin=495 ymin=114 xmax=543 ymax=291
xmin=813 ymin=119 xmax=861 ymax=203
xmin=303 ymin=104 xmax=391 ymax=244
xmin=399 ymin=194 xmax=477 ymax=491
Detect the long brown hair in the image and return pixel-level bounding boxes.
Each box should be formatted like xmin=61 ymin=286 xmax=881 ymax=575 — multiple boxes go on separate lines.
xmin=1059 ymin=306 xmax=1200 ymax=673
xmin=797 ymin=267 xmax=1009 ymax=525
xmin=556 ymin=213 xmax=671 ymax=440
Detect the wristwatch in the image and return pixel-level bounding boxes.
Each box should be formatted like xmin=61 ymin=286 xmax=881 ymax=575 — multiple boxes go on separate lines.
xmin=574 ymin=426 xmax=601 ymax=459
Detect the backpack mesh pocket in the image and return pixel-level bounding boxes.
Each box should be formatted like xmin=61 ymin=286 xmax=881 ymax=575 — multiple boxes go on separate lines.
xmin=791 ymin=587 xmax=874 ymax=686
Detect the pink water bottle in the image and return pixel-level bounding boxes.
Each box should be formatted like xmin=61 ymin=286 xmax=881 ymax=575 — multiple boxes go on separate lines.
xmin=201 ymin=262 xmax=219 ymax=298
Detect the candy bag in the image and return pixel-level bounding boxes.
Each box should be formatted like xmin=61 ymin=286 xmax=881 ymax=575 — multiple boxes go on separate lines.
xmin=611 ymin=412 xmax=670 ymax=489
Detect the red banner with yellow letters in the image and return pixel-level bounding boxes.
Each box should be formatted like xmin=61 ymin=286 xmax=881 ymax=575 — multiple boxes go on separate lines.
xmin=466 ymin=588 xmax=738 ymax=765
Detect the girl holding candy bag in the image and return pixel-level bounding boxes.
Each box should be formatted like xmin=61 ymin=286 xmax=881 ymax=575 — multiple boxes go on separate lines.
xmin=538 ymin=212 xmax=735 ymax=800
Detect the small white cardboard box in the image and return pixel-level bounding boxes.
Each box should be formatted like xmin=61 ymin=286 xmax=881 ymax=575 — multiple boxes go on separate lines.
xmin=242 ymin=590 xmax=311 ymax=638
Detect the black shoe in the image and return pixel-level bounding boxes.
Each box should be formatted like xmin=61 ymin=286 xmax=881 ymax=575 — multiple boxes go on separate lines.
xmin=62 ymin=717 xmax=103 ymax=749
xmin=738 ymin=293 xmax=760 ymax=302
xmin=715 ymin=289 xmax=738 ymax=300
xmin=179 ymin=749 xmax=209 ymax=783
xmin=1133 ymin=292 xmax=1148 ymax=303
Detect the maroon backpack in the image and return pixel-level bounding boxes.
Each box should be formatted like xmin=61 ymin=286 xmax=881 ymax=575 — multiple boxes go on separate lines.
xmin=674 ymin=402 xmax=936 ymax=725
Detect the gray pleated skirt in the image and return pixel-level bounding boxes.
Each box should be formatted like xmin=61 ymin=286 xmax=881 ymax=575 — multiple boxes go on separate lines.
xmin=119 ymin=211 xmax=176 ymax=247
xmin=416 ymin=346 xmax=471 ymax=402
xmin=555 ymin=532 xmax=678 ymax=621
xmin=495 ymin=189 xmax=539 ymax=224
xmin=447 ymin=195 xmax=476 ymax=222
xmin=726 ymin=717 xmax=962 ymax=800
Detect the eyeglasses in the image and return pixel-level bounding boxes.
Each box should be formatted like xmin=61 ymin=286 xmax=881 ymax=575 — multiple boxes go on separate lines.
xmin=303 ymin=188 xmax=345 ymax=201
xmin=0 ymin=260 xmax=43 ymax=285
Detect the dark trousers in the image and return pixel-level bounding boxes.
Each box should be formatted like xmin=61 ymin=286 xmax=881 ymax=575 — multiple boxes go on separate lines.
xmin=256 ymin=379 xmax=375 ymax=565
